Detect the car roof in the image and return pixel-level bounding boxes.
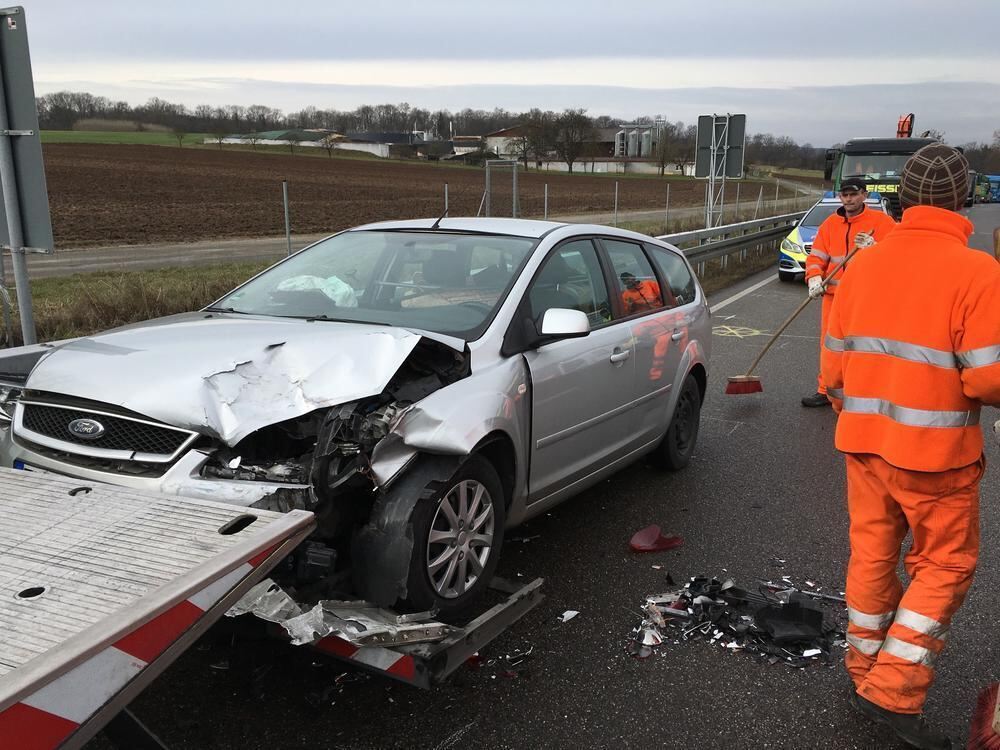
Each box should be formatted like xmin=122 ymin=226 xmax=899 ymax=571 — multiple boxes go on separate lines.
xmin=350 ymin=217 xmax=569 ymax=239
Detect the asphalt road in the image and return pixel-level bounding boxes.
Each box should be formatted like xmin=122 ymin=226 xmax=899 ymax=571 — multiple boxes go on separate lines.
xmin=87 ymin=204 xmax=1000 ymax=750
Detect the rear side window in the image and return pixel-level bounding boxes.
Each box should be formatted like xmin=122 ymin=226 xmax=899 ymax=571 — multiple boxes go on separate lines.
xmin=648 ymin=246 xmax=697 ymax=307
xmin=604 ymin=239 xmax=665 ymax=317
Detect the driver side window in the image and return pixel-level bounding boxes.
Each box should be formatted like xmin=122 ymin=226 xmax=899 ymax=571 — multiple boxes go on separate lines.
xmin=528 ymin=240 xmax=612 ymax=327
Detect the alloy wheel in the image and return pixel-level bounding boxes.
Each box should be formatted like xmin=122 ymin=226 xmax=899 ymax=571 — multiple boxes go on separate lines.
xmin=425 ymin=479 xmax=495 ymax=598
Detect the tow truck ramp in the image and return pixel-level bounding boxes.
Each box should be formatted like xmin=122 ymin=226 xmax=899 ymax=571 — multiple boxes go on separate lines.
xmin=0 ymin=467 xmax=545 ymax=748
xmin=0 ymin=467 xmax=315 ymax=750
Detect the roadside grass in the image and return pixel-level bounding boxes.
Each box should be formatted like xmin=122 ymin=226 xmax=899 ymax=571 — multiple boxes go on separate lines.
xmin=41 ymin=130 xmax=211 ymax=146
xmin=6 ymin=262 xmax=271 ymax=345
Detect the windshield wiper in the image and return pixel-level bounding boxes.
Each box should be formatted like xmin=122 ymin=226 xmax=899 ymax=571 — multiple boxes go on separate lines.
xmin=204 ymin=306 xmax=248 ymax=314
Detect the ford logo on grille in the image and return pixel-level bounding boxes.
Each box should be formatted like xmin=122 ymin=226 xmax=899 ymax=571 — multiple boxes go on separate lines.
xmin=67 ymin=418 xmax=106 ymax=440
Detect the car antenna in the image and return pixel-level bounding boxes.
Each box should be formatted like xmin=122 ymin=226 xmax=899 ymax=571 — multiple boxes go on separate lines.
xmin=429 ymin=208 xmax=449 ymax=230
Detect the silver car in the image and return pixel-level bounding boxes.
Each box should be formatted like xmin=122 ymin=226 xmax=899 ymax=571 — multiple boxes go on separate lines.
xmin=0 ymin=218 xmax=711 ymax=613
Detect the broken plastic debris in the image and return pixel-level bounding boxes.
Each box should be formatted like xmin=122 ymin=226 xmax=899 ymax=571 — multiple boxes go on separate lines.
xmin=558 ymin=610 xmax=579 ymax=623
xmin=639 ymin=628 xmax=663 ymax=646
xmin=629 ymin=525 xmax=684 ymax=553
xmin=627 ymin=571 xmax=847 ymax=669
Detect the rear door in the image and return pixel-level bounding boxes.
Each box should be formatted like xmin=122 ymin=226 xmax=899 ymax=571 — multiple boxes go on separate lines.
xmin=521 ymin=239 xmax=636 ymax=501
xmin=600 ymin=238 xmax=685 ymax=447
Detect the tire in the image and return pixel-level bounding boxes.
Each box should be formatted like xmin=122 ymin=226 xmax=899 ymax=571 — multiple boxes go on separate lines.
xmin=403 ymin=454 xmax=506 ymax=616
xmin=656 ymin=376 xmax=701 ymax=471
xmin=778 ymin=270 xmax=797 ymax=283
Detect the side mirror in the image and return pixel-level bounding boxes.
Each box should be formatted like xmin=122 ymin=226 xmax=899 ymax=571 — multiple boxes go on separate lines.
xmin=824 ymin=148 xmax=839 ymax=181
xmin=791 ymin=219 xmax=799 ymax=227
xmin=536 ymin=308 xmax=590 ymax=343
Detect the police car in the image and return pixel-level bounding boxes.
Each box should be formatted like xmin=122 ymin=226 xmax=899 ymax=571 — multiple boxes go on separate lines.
xmin=777 ymin=191 xmax=887 ymax=282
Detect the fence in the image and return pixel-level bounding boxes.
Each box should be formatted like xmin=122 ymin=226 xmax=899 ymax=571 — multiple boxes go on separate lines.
xmin=658 ymin=211 xmax=806 ymax=278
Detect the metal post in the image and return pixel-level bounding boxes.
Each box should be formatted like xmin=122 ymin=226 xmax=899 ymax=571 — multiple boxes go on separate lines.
xmin=544 ymin=183 xmax=548 ymax=219
xmin=735 ymin=182 xmax=741 ymax=220
xmin=512 ymin=163 xmax=519 ymax=218
xmin=0 ymin=259 xmax=11 ymax=345
xmin=0 ymin=81 xmax=34 ymax=343
xmin=774 ymin=181 xmax=780 ymax=209
xmin=753 ymin=186 xmax=763 ymax=220
xmin=282 ymin=180 xmax=292 ymax=257
xmin=613 ymin=181 xmax=619 ymax=227
xmin=664 ymin=182 xmax=670 ymax=227
xmin=484 ymin=166 xmax=491 ymax=218
xmin=444 ymin=182 xmax=449 ymax=215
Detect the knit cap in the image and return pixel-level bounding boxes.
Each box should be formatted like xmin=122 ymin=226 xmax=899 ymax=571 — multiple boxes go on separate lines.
xmin=898 ymin=144 xmax=970 ymax=211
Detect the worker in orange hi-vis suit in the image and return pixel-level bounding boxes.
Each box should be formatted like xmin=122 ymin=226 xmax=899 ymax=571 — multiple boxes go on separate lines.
xmin=821 ymin=144 xmax=1000 ymax=750
xmin=802 ymin=177 xmax=896 ymax=408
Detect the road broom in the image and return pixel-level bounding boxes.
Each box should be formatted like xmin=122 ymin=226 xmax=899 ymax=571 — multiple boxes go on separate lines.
xmin=725 ymin=238 xmax=869 ymax=396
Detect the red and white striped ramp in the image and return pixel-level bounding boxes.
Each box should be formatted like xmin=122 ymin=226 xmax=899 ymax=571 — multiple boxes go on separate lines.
xmin=0 ymin=467 xmax=314 ymax=750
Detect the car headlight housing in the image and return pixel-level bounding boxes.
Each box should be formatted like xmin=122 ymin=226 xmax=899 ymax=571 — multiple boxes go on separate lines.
xmin=0 ymin=385 xmax=21 ymax=423
xmin=781 ymin=238 xmax=803 ymax=254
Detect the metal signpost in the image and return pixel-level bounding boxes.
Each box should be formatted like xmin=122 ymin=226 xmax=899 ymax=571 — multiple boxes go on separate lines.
xmin=0 ymin=6 xmax=53 ymax=345
xmin=695 ymin=113 xmax=746 ymax=229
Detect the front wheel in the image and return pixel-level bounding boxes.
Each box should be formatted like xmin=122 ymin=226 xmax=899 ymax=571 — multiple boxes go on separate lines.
xmin=405 ymin=454 xmax=506 ymax=615
xmin=655 ymin=376 xmax=701 ymax=471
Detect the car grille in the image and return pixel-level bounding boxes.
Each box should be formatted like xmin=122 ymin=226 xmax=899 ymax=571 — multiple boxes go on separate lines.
xmin=17 ymin=401 xmax=196 ymax=460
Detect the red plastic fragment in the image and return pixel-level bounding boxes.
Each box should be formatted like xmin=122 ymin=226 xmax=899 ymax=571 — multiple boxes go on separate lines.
xmin=629 ymin=524 xmax=684 ymax=553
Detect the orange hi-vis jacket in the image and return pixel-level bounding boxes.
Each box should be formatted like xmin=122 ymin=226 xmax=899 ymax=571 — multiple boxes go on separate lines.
xmin=821 ymin=206 xmax=1000 ymax=472
xmin=805 ymin=205 xmax=896 ymax=292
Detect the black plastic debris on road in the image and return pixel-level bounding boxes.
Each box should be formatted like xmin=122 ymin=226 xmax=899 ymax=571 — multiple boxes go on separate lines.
xmin=628 ymin=575 xmax=847 ymax=668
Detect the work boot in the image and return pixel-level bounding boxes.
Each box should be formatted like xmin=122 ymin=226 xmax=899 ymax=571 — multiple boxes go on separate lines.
xmin=801 ymin=392 xmax=831 ymax=408
xmin=849 ymin=692 xmax=951 ymax=750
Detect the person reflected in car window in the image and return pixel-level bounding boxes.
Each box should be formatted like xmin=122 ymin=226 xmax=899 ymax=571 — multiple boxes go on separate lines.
xmin=620 ymin=272 xmax=662 ymax=315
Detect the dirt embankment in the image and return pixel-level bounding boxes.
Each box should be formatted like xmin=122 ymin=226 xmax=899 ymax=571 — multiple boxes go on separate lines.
xmin=42 ymin=145 xmax=715 ymax=248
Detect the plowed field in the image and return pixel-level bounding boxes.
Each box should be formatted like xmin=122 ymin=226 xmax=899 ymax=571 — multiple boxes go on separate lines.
xmin=42 ymin=145 xmax=716 ymax=248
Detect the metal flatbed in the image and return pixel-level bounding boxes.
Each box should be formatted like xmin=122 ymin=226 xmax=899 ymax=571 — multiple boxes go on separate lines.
xmin=0 ymin=467 xmax=315 ymax=749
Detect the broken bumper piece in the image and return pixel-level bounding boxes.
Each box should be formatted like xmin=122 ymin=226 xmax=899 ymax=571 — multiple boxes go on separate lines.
xmin=228 ymin=578 xmax=455 ymax=647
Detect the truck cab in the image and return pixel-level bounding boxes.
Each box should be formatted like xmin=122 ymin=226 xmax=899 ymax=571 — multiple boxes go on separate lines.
xmin=824 ymin=137 xmax=938 ymax=218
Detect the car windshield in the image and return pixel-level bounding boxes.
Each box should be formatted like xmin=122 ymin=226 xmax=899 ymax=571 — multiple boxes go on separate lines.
xmin=213 ymin=230 xmax=536 ymax=338
xmin=840 ymin=153 xmax=910 ymax=180
xmin=802 ymin=205 xmax=839 ymax=226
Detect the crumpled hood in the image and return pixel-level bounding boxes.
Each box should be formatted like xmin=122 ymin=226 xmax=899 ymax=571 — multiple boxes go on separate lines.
xmin=23 ymin=313 xmax=443 ymax=445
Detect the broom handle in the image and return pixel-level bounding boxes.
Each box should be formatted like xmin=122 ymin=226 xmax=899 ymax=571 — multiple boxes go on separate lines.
xmin=741 ymin=247 xmax=860 ymax=378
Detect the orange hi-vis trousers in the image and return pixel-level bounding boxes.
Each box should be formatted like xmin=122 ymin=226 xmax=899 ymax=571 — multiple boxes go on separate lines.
xmin=816 ymin=293 xmax=834 ymax=395
xmin=845 ymin=453 xmax=982 ymax=714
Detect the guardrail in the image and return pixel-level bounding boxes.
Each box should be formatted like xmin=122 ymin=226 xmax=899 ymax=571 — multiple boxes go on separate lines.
xmin=657 ymin=211 xmax=805 ymax=270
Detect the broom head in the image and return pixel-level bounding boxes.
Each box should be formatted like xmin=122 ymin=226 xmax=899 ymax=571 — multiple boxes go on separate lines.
xmin=725 ymin=375 xmax=763 ymax=395
xmin=968 ymin=682 xmax=1000 ymax=750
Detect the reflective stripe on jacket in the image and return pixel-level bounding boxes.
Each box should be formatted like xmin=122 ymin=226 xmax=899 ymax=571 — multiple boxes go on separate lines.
xmin=805 ymin=205 xmax=896 ymax=291
xmin=821 ymin=205 xmax=1000 ymax=471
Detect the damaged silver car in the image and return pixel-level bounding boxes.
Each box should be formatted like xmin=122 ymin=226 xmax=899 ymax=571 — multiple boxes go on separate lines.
xmin=0 ymin=218 xmax=710 ymax=614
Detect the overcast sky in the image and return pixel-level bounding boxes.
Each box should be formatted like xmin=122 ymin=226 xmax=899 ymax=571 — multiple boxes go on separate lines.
xmin=22 ymin=0 xmax=1000 ymax=146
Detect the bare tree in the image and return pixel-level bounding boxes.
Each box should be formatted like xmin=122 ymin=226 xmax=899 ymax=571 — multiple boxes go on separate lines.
xmin=244 ymin=132 xmax=261 ymax=150
xmin=506 ymin=130 xmax=531 ymax=167
xmin=553 ymin=109 xmax=594 ymax=173
xmin=211 ymin=125 xmax=228 ymax=150
xmin=172 ymin=127 xmax=187 ymax=147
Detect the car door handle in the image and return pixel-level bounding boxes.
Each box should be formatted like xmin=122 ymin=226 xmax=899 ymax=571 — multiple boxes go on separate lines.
xmin=671 ymin=331 xmax=684 ymax=341
xmin=609 ymin=349 xmax=631 ymax=364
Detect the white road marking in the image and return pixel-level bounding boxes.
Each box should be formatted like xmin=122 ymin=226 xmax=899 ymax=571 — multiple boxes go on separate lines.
xmin=710 ymin=275 xmax=778 ymax=313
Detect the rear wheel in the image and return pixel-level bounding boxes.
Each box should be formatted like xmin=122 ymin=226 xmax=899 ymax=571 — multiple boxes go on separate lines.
xmin=655 ymin=376 xmax=701 ymax=471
